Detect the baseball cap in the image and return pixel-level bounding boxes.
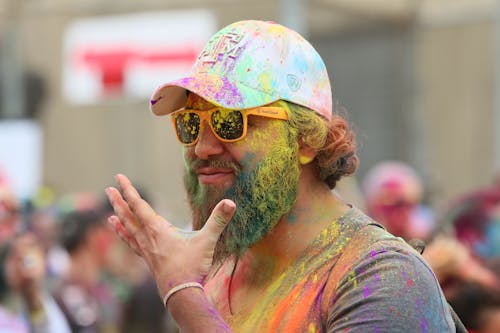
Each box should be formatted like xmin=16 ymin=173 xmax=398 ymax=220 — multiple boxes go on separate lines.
xmin=150 ymin=20 xmax=332 ymax=120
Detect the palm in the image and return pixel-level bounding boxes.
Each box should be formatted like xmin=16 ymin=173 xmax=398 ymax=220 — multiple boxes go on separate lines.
xmin=105 ymin=174 xmax=235 ymax=296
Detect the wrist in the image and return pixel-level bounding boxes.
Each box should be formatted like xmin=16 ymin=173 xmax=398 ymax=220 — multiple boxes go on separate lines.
xmin=163 ymin=282 xmax=204 ymax=308
xmin=166 ymin=286 xmax=232 ymax=332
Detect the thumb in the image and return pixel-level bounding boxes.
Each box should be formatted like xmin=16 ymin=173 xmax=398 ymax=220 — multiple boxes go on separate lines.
xmin=201 ymin=199 xmax=236 ymax=241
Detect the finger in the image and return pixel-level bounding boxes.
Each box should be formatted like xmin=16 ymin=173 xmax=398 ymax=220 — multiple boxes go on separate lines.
xmin=115 ymin=174 xmax=142 ymax=201
xmin=108 ymin=216 xmax=142 ymax=256
xmin=201 ymin=199 xmax=236 ymax=242
xmin=105 ymin=187 xmax=141 ymax=230
xmin=115 ymin=174 xmax=159 ymax=224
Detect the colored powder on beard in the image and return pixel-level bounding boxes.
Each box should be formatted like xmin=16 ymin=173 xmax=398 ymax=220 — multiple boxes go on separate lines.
xmin=185 ymin=118 xmax=301 ymax=261
xmin=221 ymin=121 xmax=300 ymax=256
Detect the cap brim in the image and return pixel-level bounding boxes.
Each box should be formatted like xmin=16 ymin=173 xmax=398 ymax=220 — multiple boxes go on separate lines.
xmin=149 ymin=73 xmax=277 ymax=116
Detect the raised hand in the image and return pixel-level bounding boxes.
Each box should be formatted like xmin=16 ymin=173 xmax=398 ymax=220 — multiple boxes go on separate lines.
xmin=105 ymin=174 xmax=236 ymax=298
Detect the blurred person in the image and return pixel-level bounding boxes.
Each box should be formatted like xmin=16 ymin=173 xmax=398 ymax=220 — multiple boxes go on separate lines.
xmin=447 ymin=282 xmax=500 ymax=333
xmin=423 ymin=185 xmax=500 ymax=295
xmin=120 ymin=275 xmax=179 ymax=333
xmin=4 ymin=232 xmax=71 ymax=333
xmin=422 ymin=235 xmax=498 ymax=297
xmin=31 ymin=207 xmax=70 ymax=287
xmin=0 ymin=170 xmax=21 ymax=247
xmin=363 ymin=160 xmax=435 ymax=240
xmin=54 ymin=208 xmax=120 ymax=333
xmin=26 ymin=193 xmax=70 ymax=286
xmin=105 ymin=20 xmax=457 ymax=331
xmin=445 ymin=185 xmax=500 ymax=261
xmin=0 ymin=168 xmax=70 ymax=332
xmin=0 ymin=169 xmax=28 ymax=332
xmin=97 ymin=192 xmax=151 ymax=292
xmin=98 ymin=191 xmax=179 ymax=333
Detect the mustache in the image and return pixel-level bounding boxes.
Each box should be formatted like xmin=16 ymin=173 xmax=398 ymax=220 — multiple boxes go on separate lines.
xmin=188 ymin=158 xmax=241 ymax=175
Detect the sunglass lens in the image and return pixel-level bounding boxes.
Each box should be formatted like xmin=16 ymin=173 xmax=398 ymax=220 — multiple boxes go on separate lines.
xmin=175 ymin=112 xmax=200 ymax=144
xmin=211 ymin=110 xmax=244 ymax=140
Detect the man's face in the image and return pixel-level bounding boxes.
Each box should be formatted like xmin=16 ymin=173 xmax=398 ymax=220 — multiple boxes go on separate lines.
xmin=182 ymin=95 xmax=300 ymax=262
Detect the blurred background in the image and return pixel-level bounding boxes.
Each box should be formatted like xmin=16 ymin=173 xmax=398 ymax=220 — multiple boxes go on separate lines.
xmin=0 ymin=0 xmax=499 ymax=224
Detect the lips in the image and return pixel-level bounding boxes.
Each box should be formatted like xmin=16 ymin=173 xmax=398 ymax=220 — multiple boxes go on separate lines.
xmin=196 ymin=167 xmax=235 ymax=185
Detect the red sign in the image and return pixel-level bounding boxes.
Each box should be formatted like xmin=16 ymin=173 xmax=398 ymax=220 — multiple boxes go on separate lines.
xmin=63 ymin=11 xmax=216 ymax=104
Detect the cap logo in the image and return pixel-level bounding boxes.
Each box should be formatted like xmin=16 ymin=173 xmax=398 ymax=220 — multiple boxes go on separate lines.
xmin=287 ymin=74 xmax=301 ymax=92
xmin=198 ymin=31 xmax=244 ymax=65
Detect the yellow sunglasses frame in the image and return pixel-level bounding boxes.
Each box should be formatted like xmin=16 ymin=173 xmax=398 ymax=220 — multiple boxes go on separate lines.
xmin=170 ymin=106 xmax=288 ymax=146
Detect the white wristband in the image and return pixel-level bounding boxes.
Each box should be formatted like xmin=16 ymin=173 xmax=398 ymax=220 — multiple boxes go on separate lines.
xmin=162 ymin=282 xmax=204 ymax=307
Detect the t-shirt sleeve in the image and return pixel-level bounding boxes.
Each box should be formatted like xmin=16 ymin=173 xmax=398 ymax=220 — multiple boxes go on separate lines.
xmin=326 ymin=240 xmax=456 ymax=332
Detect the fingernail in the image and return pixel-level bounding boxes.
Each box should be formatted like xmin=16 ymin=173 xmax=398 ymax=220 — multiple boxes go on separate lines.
xmin=222 ymin=200 xmax=235 ymax=213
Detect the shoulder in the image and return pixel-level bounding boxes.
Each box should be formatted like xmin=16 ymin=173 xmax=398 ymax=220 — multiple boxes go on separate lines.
xmin=325 ymin=223 xmax=456 ymax=332
xmin=344 ymin=236 xmax=440 ymax=294
xmin=334 ymin=208 xmax=432 ymax=280
xmin=333 ymin=215 xmax=444 ymax=305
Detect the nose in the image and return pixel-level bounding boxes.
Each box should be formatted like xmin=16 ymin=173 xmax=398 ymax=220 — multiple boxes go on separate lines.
xmin=194 ymin=121 xmax=225 ymax=159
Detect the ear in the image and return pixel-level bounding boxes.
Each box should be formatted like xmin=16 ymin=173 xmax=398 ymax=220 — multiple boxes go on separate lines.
xmin=298 ymin=139 xmax=317 ymax=165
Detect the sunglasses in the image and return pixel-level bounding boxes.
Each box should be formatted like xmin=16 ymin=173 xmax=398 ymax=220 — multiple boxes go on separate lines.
xmin=170 ymin=106 xmax=288 ymax=146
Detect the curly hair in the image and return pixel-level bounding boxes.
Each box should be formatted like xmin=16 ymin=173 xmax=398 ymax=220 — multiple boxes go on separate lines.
xmin=282 ymin=101 xmax=359 ymax=189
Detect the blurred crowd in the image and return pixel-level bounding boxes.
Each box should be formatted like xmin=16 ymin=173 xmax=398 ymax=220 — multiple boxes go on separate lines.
xmin=1 ymin=160 xmax=499 ymax=333
xmin=0 ymin=168 xmax=179 ymax=333
xmin=362 ymin=161 xmax=500 ymax=333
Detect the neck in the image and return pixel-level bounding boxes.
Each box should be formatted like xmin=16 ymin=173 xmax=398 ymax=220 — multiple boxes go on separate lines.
xmin=238 ymin=166 xmax=350 ymax=284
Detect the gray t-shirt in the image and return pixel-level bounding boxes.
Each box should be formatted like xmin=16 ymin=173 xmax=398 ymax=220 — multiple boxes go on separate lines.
xmin=326 ymin=210 xmax=455 ymax=331
xmin=205 ymin=208 xmax=456 ymax=332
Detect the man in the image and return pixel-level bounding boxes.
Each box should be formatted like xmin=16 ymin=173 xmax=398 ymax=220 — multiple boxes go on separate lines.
xmin=106 ymin=20 xmax=456 ymax=332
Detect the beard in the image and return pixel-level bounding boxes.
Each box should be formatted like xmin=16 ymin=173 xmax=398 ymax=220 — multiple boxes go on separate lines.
xmin=184 ymin=139 xmax=300 ymax=263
